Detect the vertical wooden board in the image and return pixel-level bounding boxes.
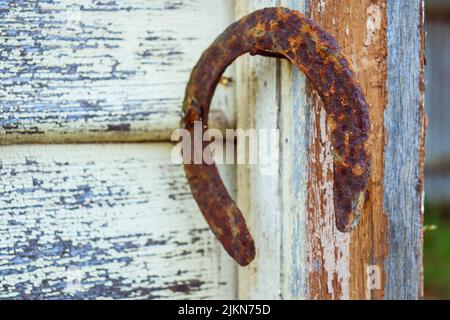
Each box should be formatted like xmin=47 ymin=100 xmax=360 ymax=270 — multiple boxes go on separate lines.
xmin=277 ymin=0 xmax=310 ymax=300
xmin=236 ymin=0 xmax=310 ymax=299
xmin=308 ymin=0 xmax=390 ymax=300
xmin=235 ymin=0 xmax=282 ymax=300
xmin=384 ymin=0 xmax=425 ymax=299
xmin=277 ymin=72 xmax=310 ymax=300
xmin=0 ymin=0 xmax=235 ymax=143
xmin=306 ymin=0 xmax=425 ymax=300
xmin=0 ymin=143 xmax=237 ymax=299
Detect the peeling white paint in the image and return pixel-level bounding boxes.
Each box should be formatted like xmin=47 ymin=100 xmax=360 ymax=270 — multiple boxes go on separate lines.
xmin=0 ymin=0 xmax=235 ymax=143
xmin=0 ymin=144 xmax=237 ymax=299
xmin=318 ymin=0 xmax=326 ymax=13
xmin=316 ymin=106 xmax=350 ymax=299
xmin=365 ymin=4 xmax=382 ymax=46
xmin=237 ymin=0 xmax=310 ymax=300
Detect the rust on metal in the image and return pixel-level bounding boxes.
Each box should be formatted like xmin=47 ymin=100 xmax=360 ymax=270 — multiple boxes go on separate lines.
xmin=182 ymin=7 xmax=371 ymax=266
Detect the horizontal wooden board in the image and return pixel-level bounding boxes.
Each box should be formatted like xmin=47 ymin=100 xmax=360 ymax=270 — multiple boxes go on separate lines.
xmin=0 ymin=143 xmax=237 ymax=299
xmin=0 ymin=0 xmax=235 ymax=144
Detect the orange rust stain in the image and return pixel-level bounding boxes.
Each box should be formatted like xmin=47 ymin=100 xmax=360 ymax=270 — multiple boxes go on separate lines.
xmin=307 ymin=0 xmax=389 ymax=300
xmin=352 ymin=164 xmax=364 ymax=177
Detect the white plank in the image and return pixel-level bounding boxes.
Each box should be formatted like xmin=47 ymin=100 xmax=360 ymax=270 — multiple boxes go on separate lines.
xmin=0 ymin=143 xmax=237 ymax=299
xmin=235 ymin=0 xmax=280 ymax=299
xmin=0 ymin=0 xmax=235 ymax=144
xmin=278 ymin=0 xmax=310 ymax=299
xmin=236 ymin=0 xmax=309 ymax=300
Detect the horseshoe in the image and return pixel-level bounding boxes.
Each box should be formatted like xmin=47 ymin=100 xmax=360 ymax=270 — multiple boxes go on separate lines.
xmin=182 ymin=7 xmax=370 ymax=266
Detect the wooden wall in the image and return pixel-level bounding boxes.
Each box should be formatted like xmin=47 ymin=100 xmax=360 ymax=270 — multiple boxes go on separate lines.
xmin=0 ymin=0 xmax=237 ymax=299
xmin=0 ymin=0 xmax=425 ymax=300
xmin=0 ymin=144 xmax=236 ymax=299
xmin=0 ymin=0 xmax=235 ymax=143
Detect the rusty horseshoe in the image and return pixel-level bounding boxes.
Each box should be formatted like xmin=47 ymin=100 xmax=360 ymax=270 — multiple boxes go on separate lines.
xmin=182 ymin=7 xmax=370 ymax=266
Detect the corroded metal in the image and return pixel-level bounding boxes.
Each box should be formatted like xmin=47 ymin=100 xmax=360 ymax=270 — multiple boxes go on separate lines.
xmin=183 ymin=7 xmax=371 ymax=266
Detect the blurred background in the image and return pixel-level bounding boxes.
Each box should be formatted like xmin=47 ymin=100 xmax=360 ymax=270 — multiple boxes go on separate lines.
xmin=424 ymin=0 xmax=450 ymax=299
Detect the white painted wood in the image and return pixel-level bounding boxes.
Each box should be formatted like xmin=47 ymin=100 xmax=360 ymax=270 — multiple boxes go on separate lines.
xmin=278 ymin=0 xmax=310 ymax=299
xmin=236 ymin=0 xmax=309 ymax=300
xmin=0 ymin=143 xmax=237 ymax=299
xmin=0 ymin=0 xmax=235 ymax=144
xmin=235 ymin=0 xmax=280 ymax=300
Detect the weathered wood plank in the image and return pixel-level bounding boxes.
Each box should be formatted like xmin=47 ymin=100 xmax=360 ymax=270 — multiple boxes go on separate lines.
xmin=278 ymin=0 xmax=310 ymax=299
xmin=306 ymin=0 xmax=389 ymax=300
xmin=235 ymin=0 xmax=284 ymax=300
xmin=236 ymin=0 xmax=424 ymax=299
xmin=0 ymin=143 xmax=236 ymax=299
xmin=236 ymin=0 xmax=310 ymax=300
xmin=384 ymin=0 xmax=425 ymax=299
xmin=0 ymin=0 xmax=235 ymax=144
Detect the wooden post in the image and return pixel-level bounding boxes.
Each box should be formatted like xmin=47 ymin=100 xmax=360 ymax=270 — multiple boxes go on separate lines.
xmin=236 ymin=0 xmax=425 ymax=299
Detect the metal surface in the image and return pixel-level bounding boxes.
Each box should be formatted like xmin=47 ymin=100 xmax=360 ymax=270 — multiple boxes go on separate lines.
xmin=183 ymin=7 xmax=370 ymax=266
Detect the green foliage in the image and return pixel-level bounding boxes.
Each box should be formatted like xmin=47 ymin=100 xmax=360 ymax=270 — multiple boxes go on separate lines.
xmin=424 ymin=202 xmax=450 ymax=299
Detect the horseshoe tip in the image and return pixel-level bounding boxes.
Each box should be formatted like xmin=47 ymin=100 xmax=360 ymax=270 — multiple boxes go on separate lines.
xmin=336 ymin=215 xmax=360 ymax=233
xmin=336 ymin=191 xmax=365 ymax=232
xmin=234 ymin=238 xmax=256 ymax=267
xmin=236 ymin=249 xmax=256 ymax=267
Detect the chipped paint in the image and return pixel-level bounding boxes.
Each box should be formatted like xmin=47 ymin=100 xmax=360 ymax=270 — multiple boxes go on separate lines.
xmin=307 ymin=97 xmax=350 ymax=299
xmin=0 ymin=144 xmax=236 ymax=299
xmin=308 ymin=0 xmax=390 ymax=300
xmin=318 ymin=0 xmax=326 ymax=13
xmin=0 ymin=0 xmax=235 ymax=144
xmin=365 ymin=4 xmax=382 ymax=46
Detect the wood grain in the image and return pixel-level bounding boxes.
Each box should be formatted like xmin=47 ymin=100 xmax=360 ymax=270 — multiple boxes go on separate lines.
xmin=0 ymin=143 xmax=236 ymax=299
xmin=0 ymin=0 xmax=425 ymax=300
xmin=384 ymin=0 xmax=425 ymax=299
xmin=308 ymin=0 xmax=390 ymax=300
xmin=236 ymin=0 xmax=313 ymax=299
xmin=0 ymin=0 xmax=235 ymax=144
xmin=235 ymin=0 xmax=284 ymax=300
